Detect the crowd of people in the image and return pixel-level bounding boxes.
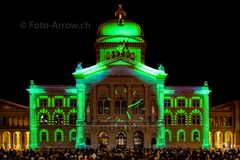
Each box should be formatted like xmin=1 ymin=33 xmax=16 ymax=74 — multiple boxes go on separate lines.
xmin=1 ymin=147 xmax=240 ymax=160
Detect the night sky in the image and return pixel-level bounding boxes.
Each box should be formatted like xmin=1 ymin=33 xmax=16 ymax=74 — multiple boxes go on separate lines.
xmin=1 ymin=1 xmax=239 ymax=107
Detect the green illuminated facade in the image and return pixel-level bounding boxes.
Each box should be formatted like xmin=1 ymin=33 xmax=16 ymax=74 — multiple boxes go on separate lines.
xmin=27 ymin=5 xmax=211 ymax=150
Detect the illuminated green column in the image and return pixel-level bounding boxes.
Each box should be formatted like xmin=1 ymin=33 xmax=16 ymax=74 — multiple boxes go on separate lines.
xmin=156 ymin=83 xmax=166 ymax=148
xmin=201 ymin=81 xmax=211 ymax=149
xmin=75 ymin=80 xmax=86 ymax=148
xmin=29 ymin=80 xmax=38 ymax=150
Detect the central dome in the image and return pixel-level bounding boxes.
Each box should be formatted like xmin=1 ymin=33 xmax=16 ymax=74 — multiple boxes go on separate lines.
xmin=97 ymin=20 xmax=144 ymax=37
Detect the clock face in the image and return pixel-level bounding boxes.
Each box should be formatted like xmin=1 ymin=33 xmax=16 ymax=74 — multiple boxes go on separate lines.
xmin=107 ymin=88 xmax=145 ymax=129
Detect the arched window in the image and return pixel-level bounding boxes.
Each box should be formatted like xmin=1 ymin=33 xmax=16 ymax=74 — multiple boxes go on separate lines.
xmin=165 ymin=129 xmax=172 ymax=142
xmin=177 ymin=129 xmax=186 ymax=142
xmin=54 ymin=114 xmax=63 ymax=125
xmin=56 ymin=132 xmax=62 ymax=141
xmin=133 ymin=131 xmax=144 ymax=150
xmin=220 ymin=116 xmax=223 ymax=126
xmin=191 ymin=129 xmax=200 ymax=141
xmin=42 ymin=132 xmax=47 ymax=142
xmin=224 ymin=116 xmax=228 ymax=126
xmin=192 ymin=115 xmax=200 ymax=125
xmin=99 ymin=131 xmax=109 ymax=146
xmin=70 ymin=114 xmax=77 ymax=125
xmin=71 ymin=132 xmax=76 ymax=141
xmin=179 ymin=132 xmax=184 ymax=142
xmin=116 ymin=131 xmax=126 ymax=146
xmin=210 ymin=117 xmax=214 ymax=126
xmin=115 ymin=100 xmax=127 ymax=114
xmin=165 ymin=115 xmax=171 ymax=125
xmin=193 ymin=132 xmax=199 ymax=141
xmin=40 ymin=115 xmax=48 ymax=125
xmin=177 ymin=115 xmax=186 ymax=125
xmin=104 ymin=100 xmax=110 ymax=114
xmin=98 ymin=100 xmax=103 ymax=114
xmin=214 ymin=116 xmax=218 ymax=126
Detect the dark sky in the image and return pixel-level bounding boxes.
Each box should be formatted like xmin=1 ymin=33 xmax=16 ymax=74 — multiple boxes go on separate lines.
xmin=1 ymin=1 xmax=239 ymax=107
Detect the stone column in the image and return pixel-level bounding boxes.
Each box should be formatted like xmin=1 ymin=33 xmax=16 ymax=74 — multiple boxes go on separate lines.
xmin=76 ymin=80 xmax=86 ymax=148
xmin=201 ymin=81 xmax=211 ymax=149
xmin=29 ymin=81 xmax=38 ymax=150
xmin=156 ymin=83 xmax=166 ymax=148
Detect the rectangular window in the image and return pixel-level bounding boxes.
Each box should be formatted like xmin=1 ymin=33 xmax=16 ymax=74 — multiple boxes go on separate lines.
xmin=40 ymin=99 xmax=48 ymax=107
xmin=55 ymin=99 xmax=63 ymax=107
xmin=164 ymin=99 xmax=171 ymax=107
xmin=70 ymin=99 xmax=77 ymax=107
xmin=192 ymin=99 xmax=200 ymax=107
xmin=177 ymin=99 xmax=185 ymax=107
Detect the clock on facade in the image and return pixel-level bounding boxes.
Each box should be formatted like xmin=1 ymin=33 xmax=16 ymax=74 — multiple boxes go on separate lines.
xmin=109 ymin=87 xmax=145 ymax=128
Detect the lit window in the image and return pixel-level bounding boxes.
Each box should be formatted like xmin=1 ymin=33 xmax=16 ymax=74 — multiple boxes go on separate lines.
xmin=70 ymin=114 xmax=77 ymax=125
xmin=56 ymin=132 xmax=62 ymax=141
xmin=177 ymin=115 xmax=186 ymax=125
xmin=192 ymin=99 xmax=200 ymax=107
xmin=164 ymin=100 xmax=171 ymax=107
xmin=70 ymin=99 xmax=77 ymax=107
xmin=40 ymin=99 xmax=48 ymax=107
xmin=164 ymin=115 xmax=171 ymax=125
xmin=193 ymin=132 xmax=199 ymax=141
xmin=40 ymin=115 xmax=48 ymax=125
xmin=177 ymin=99 xmax=185 ymax=107
xmin=42 ymin=132 xmax=47 ymax=142
xmin=192 ymin=115 xmax=200 ymax=125
xmin=55 ymin=99 xmax=63 ymax=107
xmin=54 ymin=114 xmax=63 ymax=125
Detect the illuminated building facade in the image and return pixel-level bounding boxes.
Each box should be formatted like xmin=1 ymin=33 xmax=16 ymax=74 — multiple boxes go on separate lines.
xmin=0 ymin=99 xmax=30 ymax=150
xmin=210 ymin=100 xmax=240 ymax=148
xmin=27 ymin=5 xmax=211 ymax=150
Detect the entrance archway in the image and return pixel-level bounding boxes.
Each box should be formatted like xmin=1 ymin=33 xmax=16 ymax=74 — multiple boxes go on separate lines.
xmin=2 ymin=131 xmax=11 ymax=150
xmin=214 ymin=131 xmax=223 ymax=148
xmin=133 ymin=131 xmax=144 ymax=150
xmin=98 ymin=131 xmax=109 ymax=149
xmin=24 ymin=131 xmax=30 ymax=149
xmin=13 ymin=131 xmax=22 ymax=150
xmin=116 ymin=131 xmax=126 ymax=149
xmin=224 ymin=131 xmax=233 ymax=148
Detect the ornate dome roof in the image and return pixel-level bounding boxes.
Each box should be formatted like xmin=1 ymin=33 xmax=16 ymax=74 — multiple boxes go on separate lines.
xmin=97 ymin=5 xmax=144 ymax=38
xmin=97 ymin=20 xmax=144 ymax=37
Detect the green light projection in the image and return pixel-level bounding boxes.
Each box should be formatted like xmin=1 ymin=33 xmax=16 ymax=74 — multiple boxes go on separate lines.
xmin=191 ymin=129 xmax=200 ymax=141
xmin=176 ymin=129 xmax=186 ymax=142
xmin=37 ymin=109 xmax=51 ymax=125
xmin=164 ymin=109 xmax=173 ymax=124
xmin=75 ymin=83 xmax=86 ymax=148
xmin=54 ymin=129 xmax=64 ymax=142
xmin=52 ymin=108 xmax=66 ymax=125
xmin=174 ymin=109 xmax=188 ymax=125
xmin=27 ymin=80 xmax=45 ymax=150
xmin=189 ymin=109 xmax=203 ymax=125
xmin=69 ymin=128 xmax=76 ymax=141
xmin=98 ymin=20 xmax=142 ymax=37
xmin=164 ymin=97 xmax=174 ymax=108
xmin=174 ymin=96 xmax=188 ymax=108
xmin=156 ymin=83 xmax=166 ymax=148
xmin=67 ymin=108 xmax=77 ymax=125
xmin=165 ymin=128 xmax=172 ymax=142
xmin=189 ymin=96 xmax=203 ymax=108
xmin=195 ymin=81 xmax=211 ymax=149
xmin=39 ymin=129 xmax=49 ymax=142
